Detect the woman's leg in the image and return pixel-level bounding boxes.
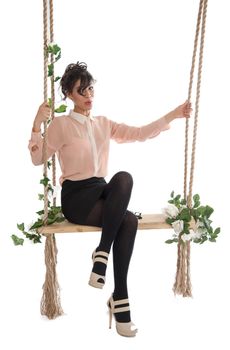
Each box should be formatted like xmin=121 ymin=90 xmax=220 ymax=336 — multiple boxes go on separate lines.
xmin=112 ymin=210 xmax=138 ymax=323
xmin=85 ymin=172 xmax=138 ymax=323
xmin=85 ymin=171 xmax=134 ymax=277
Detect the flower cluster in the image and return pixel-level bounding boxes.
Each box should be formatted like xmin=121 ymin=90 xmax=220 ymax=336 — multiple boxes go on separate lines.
xmin=163 ymin=191 xmax=220 ymax=244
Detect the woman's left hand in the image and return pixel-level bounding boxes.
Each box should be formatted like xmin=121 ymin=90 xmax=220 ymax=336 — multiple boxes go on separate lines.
xmin=164 ymin=100 xmax=192 ymax=124
xmin=173 ymin=100 xmax=192 ymax=119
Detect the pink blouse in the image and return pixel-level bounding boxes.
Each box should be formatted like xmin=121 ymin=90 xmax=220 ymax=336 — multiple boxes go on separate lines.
xmin=28 ymin=110 xmax=170 ymax=184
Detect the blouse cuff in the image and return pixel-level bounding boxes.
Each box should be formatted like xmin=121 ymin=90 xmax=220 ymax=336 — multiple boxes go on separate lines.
xmin=31 ymin=131 xmax=42 ymax=142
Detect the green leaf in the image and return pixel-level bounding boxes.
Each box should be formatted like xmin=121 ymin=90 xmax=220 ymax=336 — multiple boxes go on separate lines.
xmin=55 ymin=51 xmax=61 ymax=62
xmin=166 ymin=217 xmax=175 ymax=225
xmin=48 ymin=98 xmax=52 ymax=107
xmin=193 ymin=238 xmax=202 ymax=244
xmin=203 ymin=217 xmax=211 ymax=230
xmin=200 ymin=236 xmax=208 ymax=244
xmin=38 ymin=194 xmax=44 ymax=200
xmin=47 ymin=160 xmax=52 ymax=169
xmin=179 ymin=208 xmax=191 ymax=222
xmin=170 ymin=191 xmax=174 ymax=198
xmin=54 ymin=76 xmax=61 ymax=82
xmin=24 ymin=232 xmax=42 ymax=244
xmin=40 ymin=177 xmax=50 ymax=186
xmin=33 ymin=235 xmax=42 ymax=244
xmin=17 ymin=223 xmax=25 ymax=232
xmin=193 ymin=194 xmax=200 ymax=208
xmin=29 ymin=219 xmax=43 ymax=230
xmin=214 ymin=227 xmax=221 ymax=236
xmin=193 ymin=194 xmax=200 ymax=202
xmin=175 ymin=194 xmax=181 ymax=201
xmin=11 ymin=234 xmax=24 ymax=246
xmin=36 ymin=209 xmax=44 ymax=216
xmin=183 ymin=222 xmax=190 ymax=234
xmin=56 ymin=217 xmax=66 ymax=223
xmin=196 ymin=206 xmax=206 ymax=217
xmin=48 ymin=63 xmax=54 ymax=77
xmin=165 ymin=238 xmax=178 ymax=244
xmin=204 ymin=205 xmax=214 ymax=218
xmin=47 ymin=44 xmax=61 ymax=55
xmin=55 ymin=104 xmax=67 ymax=113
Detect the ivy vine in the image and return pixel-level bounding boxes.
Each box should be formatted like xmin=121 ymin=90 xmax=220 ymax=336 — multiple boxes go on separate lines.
xmin=12 ymin=43 xmax=67 ymax=246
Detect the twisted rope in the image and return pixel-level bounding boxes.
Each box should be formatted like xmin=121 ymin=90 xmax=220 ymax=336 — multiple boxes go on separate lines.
xmin=183 ymin=0 xmax=205 ymax=200
xmin=174 ymin=0 xmax=208 ymax=297
xmin=49 ymin=0 xmax=57 ymax=207
xmin=187 ymin=0 xmax=208 ymax=207
xmin=43 ymin=0 xmax=49 ymax=224
xmin=41 ymin=0 xmax=63 ymax=319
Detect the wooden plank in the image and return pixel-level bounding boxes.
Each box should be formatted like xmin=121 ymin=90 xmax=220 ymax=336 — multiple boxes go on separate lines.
xmin=37 ymin=214 xmax=171 ymax=234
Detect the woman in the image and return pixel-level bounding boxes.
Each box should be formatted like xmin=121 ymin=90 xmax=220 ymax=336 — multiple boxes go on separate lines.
xmin=29 ymin=62 xmax=192 ymax=337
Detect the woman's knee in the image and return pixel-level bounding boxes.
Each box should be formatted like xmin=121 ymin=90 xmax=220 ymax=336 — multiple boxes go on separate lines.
xmin=111 ymin=171 xmax=133 ymax=192
xmin=122 ymin=211 xmax=138 ymax=233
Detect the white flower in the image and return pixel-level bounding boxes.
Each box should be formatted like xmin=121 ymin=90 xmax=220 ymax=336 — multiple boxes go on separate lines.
xmin=182 ymin=228 xmax=204 ymax=242
xmin=172 ymin=220 xmax=184 ymax=235
xmin=181 ymin=232 xmax=193 ymax=242
xmin=163 ymin=204 xmax=179 ymax=218
xmin=192 ymin=231 xmax=203 ymax=240
xmin=190 ymin=220 xmax=206 ymax=239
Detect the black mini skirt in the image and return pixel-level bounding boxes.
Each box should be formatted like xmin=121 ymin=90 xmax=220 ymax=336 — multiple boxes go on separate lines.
xmin=61 ymin=177 xmax=107 ymax=224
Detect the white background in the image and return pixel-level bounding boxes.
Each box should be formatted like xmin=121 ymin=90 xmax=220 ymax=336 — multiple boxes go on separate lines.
xmin=1 ymin=0 xmax=230 ymax=349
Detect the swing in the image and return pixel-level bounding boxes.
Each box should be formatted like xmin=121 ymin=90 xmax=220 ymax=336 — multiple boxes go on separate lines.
xmin=39 ymin=0 xmax=208 ymax=319
xmin=38 ymin=213 xmax=170 ymax=234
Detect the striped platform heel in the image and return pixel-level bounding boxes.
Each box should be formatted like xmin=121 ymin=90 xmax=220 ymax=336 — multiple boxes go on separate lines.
xmin=88 ymin=250 xmax=109 ymax=289
xmin=107 ymin=295 xmax=138 ymax=337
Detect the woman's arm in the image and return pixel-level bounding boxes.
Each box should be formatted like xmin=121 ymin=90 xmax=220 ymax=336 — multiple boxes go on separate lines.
xmin=110 ymin=101 xmax=192 ymax=143
xmin=32 ymin=101 xmax=51 ymax=133
xmin=28 ymin=102 xmax=63 ymax=165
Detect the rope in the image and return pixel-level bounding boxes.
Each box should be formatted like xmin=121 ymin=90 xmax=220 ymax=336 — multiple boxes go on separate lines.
xmin=40 ymin=235 xmax=63 ymax=319
xmin=43 ymin=0 xmax=49 ymax=223
xmin=49 ymin=0 xmax=57 ymax=207
xmin=40 ymin=0 xmax=63 ymax=319
xmin=174 ymin=0 xmax=208 ymax=297
xmin=187 ymin=0 xmax=208 ymax=207
xmin=183 ymin=0 xmax=205 ymax=200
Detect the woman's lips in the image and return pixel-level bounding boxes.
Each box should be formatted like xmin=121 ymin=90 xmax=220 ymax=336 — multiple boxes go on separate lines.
xmin=85 ymin=100 xmax=92 ymax=106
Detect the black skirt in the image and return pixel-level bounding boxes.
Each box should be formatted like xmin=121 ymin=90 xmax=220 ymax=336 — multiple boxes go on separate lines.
xmin=61 ymin=177 xmax=107 ymax=224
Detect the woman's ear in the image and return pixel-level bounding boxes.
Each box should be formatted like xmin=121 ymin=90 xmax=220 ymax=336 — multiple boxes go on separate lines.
xmin=67 ymin=93 xmax=73 ymax=101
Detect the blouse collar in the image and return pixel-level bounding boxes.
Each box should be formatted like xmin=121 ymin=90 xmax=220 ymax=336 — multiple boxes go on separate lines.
xmin=69 ymin=109 xmax=95 ymax=124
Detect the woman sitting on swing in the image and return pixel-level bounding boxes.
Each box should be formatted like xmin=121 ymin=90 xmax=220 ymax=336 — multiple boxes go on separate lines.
xmin=29 ymin=62 xmax=192 ymax=337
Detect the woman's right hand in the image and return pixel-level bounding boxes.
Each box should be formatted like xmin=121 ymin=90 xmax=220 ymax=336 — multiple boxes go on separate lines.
xmin=32 ymin=102 xmax=51 ymax=132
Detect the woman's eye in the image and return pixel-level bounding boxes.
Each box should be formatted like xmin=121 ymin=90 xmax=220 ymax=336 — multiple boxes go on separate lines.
xmin=77 ymin=88 xmax=84 ymax=95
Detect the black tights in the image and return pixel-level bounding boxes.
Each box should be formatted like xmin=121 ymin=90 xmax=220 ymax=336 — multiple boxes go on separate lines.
xmin=84 ymin=171 xmax=138 ymax=322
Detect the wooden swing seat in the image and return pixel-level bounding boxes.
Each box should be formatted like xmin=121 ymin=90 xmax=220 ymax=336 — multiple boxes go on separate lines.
xmin=38 ymin=213 xmax=171 ymax=234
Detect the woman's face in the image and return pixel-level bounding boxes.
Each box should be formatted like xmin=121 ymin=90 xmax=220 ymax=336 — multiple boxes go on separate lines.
xmin=68 ymin=79 xmax=94 ymax=115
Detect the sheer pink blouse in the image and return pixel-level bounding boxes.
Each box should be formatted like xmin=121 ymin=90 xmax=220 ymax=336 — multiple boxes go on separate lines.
xmin=28 ymin=110 xmax=170 ymax=184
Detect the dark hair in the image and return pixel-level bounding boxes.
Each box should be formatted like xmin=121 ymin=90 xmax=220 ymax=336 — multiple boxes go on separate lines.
xmin=60 ymin=61 xmax=95 ymax=99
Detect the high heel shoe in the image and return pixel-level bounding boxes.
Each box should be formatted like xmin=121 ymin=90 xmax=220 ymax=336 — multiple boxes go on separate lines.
xmin=88 ymin=250 xmax=109 ymax=289
xmin=107 ymin=295 xmax=138 ymax=337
